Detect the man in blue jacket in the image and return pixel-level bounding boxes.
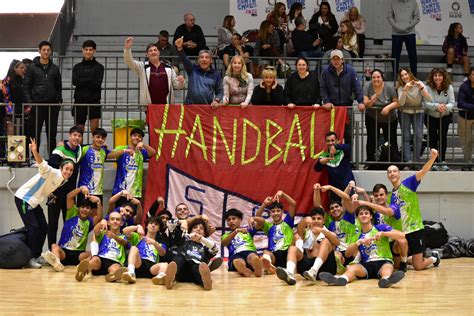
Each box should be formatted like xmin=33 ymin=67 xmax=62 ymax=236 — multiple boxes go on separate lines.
xmin=458 ymin=67 xmax=474 ymax=171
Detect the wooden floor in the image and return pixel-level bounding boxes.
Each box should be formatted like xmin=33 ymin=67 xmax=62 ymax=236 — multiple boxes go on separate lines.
xmin=0 ymin=258 xmax=473 ymax=315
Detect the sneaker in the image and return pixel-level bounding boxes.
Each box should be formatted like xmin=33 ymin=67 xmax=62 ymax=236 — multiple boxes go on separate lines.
xmin=152 ymin=273 xmax=166 ymax=285
xmin=319 ymin=272 xmax=348 ymax=286
xmin=431 ymin=164 xmax=440 ymax=171
xmin=105 ymin=267 xmax=127 ymax=282
xmin=121 ymin=271 xmax=136 ymax=284
xmin=378 ymin=271 xmax=405 ymax=288
xmin=208 ymin=257 xmax=223 ymax=272
xmin=398 ymin=261 xmax=407 ymax=272
xmin=35 ymin=255 xmax=50 ymax=266
xmin=302 ymin=268 xmax=318 ymax=282
xmin=461 ymin=166 xmax=472 ymax=171
xmin=165 ymin=261 xmax=178 ymax=290
xmin=276 ymin=267 xmax=296 ymax=285
xmin=446 ymin=67 xmax=453 ymax=74
xmin=432 ymin=250 xmax=441 ymax=267
xmin=42 ymin=251 xmax=64 ymax=272
xmin=440 ymin=163 xmax=450 ymax=171
xmin=25 ymin=258 xmax=42 ymax=269
xmin=75 ymin=259 xmax=90 ymax=281
xmin=199 ymin=262 xmax=213 ymax=291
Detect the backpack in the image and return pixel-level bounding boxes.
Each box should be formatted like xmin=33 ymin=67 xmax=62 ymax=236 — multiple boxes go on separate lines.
xmin=0 ymin=227 xmax=32 ymax=269
xmin=423 ymin=220 xmax=449 ymax=249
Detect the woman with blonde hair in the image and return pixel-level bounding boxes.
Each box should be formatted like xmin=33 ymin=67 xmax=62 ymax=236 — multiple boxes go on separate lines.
xmin=223 ymin=55 xmax=254 ymax=108
xmin=339 ymin=20 xmax=358 ymax=58
xmin=342 ymin=7 xmax=366 ymax=57
xmin=250 ymin=66 xmax=285 ymax=105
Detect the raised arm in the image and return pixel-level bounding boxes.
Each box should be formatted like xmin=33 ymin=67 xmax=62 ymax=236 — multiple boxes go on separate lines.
xmin=376 ymin=228 xmax=405 ymax=241
xmin=297 ymin=217 xmax=312 ymax=239
xmin=108 ymin=190 xmax=133 ymax=212
xmin=29 ymin=138 xmax=43 ymax=165
xmin=250 ymin=216 xmax=266 ymax=231
xmin=256 ymin=196 xmax=273 ymax=217
xmin=221 ymin=229 xmax=239 ymax=247
xmin=89 ymin=195 xmax=103 ymax=225
xmin=416 ymin=148 xmax=438 ymax=181
xmin=66 ymin=186 xmax=89 ymax=210
xmin=320 ymin=228 xmax=340 ymax=246
xmin=321 ymin=185 xmax=351 ymax=202
xmin=274 ymin=190 xmax=296 ymax=217
xmin=175 ymin=37 xmax=193 ymax=74
xmin=353 ymin=200 xmax=394 ymax=217
xmin=131 ymin=198 xmax=143 ymax=225
xmin=313 ymin=183 xmax=322 ymax=208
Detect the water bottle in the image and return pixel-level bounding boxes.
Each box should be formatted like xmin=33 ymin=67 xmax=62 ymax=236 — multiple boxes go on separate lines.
xmin=365 ymin=64 xmax=371 ymax=81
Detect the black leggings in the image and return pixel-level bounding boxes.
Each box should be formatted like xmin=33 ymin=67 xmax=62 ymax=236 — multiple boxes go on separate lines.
xmin=47 ymin=193 xmax=68 ymax=248
xmin=15 ymin=197 xmax=48 ymax=258
xmin=426 ymin=114 xmax=452 ymax=162
xmin=172 ymin=254 xmax=203 ymax=286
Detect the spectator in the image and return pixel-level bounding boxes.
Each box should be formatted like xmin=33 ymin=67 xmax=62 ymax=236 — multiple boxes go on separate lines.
xmin=341 ymin=7 xmax=366 ymax=57
xmin=396 ymin=67 xmax=432 ymax=169
xmin=218 ymin=15 xmax=236 ymax=55
xmin=456 ymin=67 xmax=474 ymax=171
xmin=387 ymin=0 xmax=420 ymax=76
xmin=254 ymin=20 xmax=281 ymax=60
xmin=222 ymin=33 xmax=253 ymax=71
xmin=423 ymin=68 xmax=454 ymax=171
xmin=72 ymin=40 xmax=104 ymax=134
xmin=173 ymin=13 xmax=207 ymax=56
xmin=175 ymin=36 xmax=223 ymax=106
xmin=322 ymin=36 xmax=352 ymax=66
xmin=309 ymin=2 xmax=338 ymax=51
xmin=287 ymin=2 xmax=303 ymax=33
xmin=250 ymin=66 xmax=285 ymax=106
xmin=157 ymin=30 xmax=179 ymax=68
xmin=124 ymin=37 xmax=184 ymax=107
xmin=223 ymin=55 xmax=254 ymax=108
xmin=266 ymin=2 xmax=288 ymax=53
xmin=284 ymin=57 xmax=321 ymax=108
xmin=339 ymin=20 xmax=358 ymax=58
xmin=292 ymin=17 xmax=323 ymax=58
xmin=362 ymin=69 xmax=400 ymax=168
xmin=442 ymin=23 xmax=470 ymax=78
xmin=320 ymin=49 xmax=363 ymax=146
xmin=23 ymin=40 xmax=62 ymax=155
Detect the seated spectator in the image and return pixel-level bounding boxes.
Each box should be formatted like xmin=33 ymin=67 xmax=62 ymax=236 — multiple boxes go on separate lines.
xmin=284 ymin=57 xmax=320 ymax=108
xmin=339 ymin=20 xmax=358 ymax=58
xmin=254 ymin=20 xmax=281 ymax=61
xmin=362 ymin=69 xmax=400 ymax=168
xmin=222 ymin=33 xmax=253 ymax=71
xmin=442 ymin=23 xmax=470 ymax=78
xmin=457 ymin=67 xmax=474 ymax=171
xmin=397 ymin=67 xmax=432 ymax=168
xmin=175 ymin=37 xmax=223 ymax=106
xmin=292 ymin=17 xmax=323 ymax=58
xmin=217 ymin=15 xmax=236 ymax=57
xmin=287 ymin=2 xmax=303 ymax=32
xmin=223 ymin=55 xmax=254 ymax=108
xmin=309 ymin=1 xmax=338 ymax=51
xmin=341 ymin=7 xmax=366 ymax=57
xmin=266 ymin=2 xmax=288 ymax=53
xmin=250 ymin=66 xmax=285 ymax=106
xmin=423 ymin=68 xmax=454 ymax=171
xmin=173 ymin=13 xmax=207 ymax=56
xmin=322 ymin=36 xmax=352 ymax=66
xmin=157 ymin=30 xmax=179 ymax=68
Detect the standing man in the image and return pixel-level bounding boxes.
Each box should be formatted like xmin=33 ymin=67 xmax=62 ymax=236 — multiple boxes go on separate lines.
xmin=175 ymin=37 xmax=223 ymax=107
xmin=157 ymin=30 xmax=179 ymax=69
xmin=387 ymin=0 xmax=420 ymax=76
xmin=23 ymin=40 xmax=62 ymax=155
xmin=72 ymin=40 xmax=104 ymax=134
xmin=457 ymin=67 xmax=474 ymax=171
xmin=173 ymin=13 xmax=207 ymax=56
xmin=320 ymin=50 xmax=363 ymax=146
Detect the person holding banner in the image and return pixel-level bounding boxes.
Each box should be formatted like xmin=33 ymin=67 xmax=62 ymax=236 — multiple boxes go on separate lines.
xmin=284 ymin=57 xmax=321 ymax=108
xmin=222 ymin=55 xmax=254 ymax=108
xmin=250 ymin=66 xmax=285 ymax=106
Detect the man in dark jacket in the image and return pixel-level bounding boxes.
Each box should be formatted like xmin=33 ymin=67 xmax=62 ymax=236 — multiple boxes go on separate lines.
xmin=72 ymin=40 xmax=104 ymax=133
xmin=23 ymin=40 xmax=62 ymax=155
xmin=173 ymin=13 xmax=207 ymax=56
xmin=458 ymin=67 xmax=474 ymax=171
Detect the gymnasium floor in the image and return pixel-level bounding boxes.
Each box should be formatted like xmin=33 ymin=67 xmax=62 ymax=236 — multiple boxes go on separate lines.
xmin=0 ymin=258 xmax=473 ymax=315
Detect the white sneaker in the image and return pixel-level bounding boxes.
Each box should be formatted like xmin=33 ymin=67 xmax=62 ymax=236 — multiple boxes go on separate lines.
xmin=25 ymin=258 xmax=42 ymax=269
xmin=276 ymin=267 xmax=296 ymax=285
xmin=303 ymin=268 xmax=318 ymax=281
xmin=446 ymin=67 xmax=452 ymax=74
xmin=152 ymin=273 xmax=166 ymax=285
xmin=42 ymin=251 xmax=64 ymax=272
xmin=122 ymin=271 xmax=136 ymax=284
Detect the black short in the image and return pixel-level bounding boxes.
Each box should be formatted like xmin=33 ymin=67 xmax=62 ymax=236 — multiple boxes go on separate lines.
xmin=228 ymin=251 xmax=257 ymax=271
xmin=135 ymin=259 xmax=155 ymax=278
xmin=72 ymin=103 xmax=102 ymax=125
xmin=339 ymin=251 xmax=355 ymax=266
xmin=273 ymin=250 xmax=288 ymax=268
xmin=77 ymin=193 xmax=103 ymax=209
xmin=296 ymin=251 xmax=337 ymax=279
xmin=61 ymin=248 xmax=83 ymax=266
xmin=91 ymin=256 xmax=122 ymax=276
xmin=359 ymin=260 xmax=392 ymax=279
xmin=406 ymin=229 xmax=425 ymax=256
xmin=159 ymin=249 xmax=176 ymax=263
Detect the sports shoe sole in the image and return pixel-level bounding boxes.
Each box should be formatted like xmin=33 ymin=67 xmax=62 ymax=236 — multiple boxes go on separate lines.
xmin=42 ymin=251 xmax=64 ymax=272
xmin=319 ymin=272 xmax=347 ymax=286
xmin=276 ymin=267 xmax=296 ymax=286
xmin=208 ymin=257 xmax=223 ymax=272
xmin=75 ymin=260 xmax=90 ymax=281
xmin=262 ymin=257 xmax=276 ymax=274
xmin=152 ymin=274 xmax=166 ymax=285
xmin=105 ymin=267 xmax=127 ymax=282
xmin=165 ymin=262 xmax=177 ymax=289
xmin=199 ymin=262 xmax=212 ymax=291
xmin=233 ymin=260 xmax=252 ymax=277
xmin=378 ymin=271 xmax=405 ymax=288
xmin=121 ymin=272 xmax=136 ymax=284
xmin=303 ymin=270 xmax=317 ymax=282
xmin=252 ymin=257 xmax=263 ymax=277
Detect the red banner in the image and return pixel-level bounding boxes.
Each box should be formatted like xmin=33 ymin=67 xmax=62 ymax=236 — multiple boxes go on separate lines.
xmin=144 ymin=104 xmax=347 ymax=220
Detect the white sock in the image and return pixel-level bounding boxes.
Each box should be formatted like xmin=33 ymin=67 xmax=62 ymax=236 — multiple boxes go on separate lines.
xmin=90 ymin=241 xmax=99 ymax=256
xmin=311 ymin=257 xmax=324 ymax=274
xmin=340 ymin=275 xmax=349 ymax=281
xmin=286 ymin=261 xmax=296 ymax=274
xmin=262 ymin=254 xmax=272 ymax=263
xmin=128 ymin=264 xmax=135 ymax=274
xmin=157 ymin=272 xmax=166 ymax=278
xmin=295 ymin=239 xmax=304 ymax=253
xmin=401 ymin=256 xmax=407 ymax=263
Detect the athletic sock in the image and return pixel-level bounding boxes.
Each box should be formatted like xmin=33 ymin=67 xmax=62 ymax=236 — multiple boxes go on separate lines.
xmin=340 ymin=275 xmax=349 ymax=281
xmin=157 ymin=272 xmax=166 ymax=278
xmin=90 ymin=241 xmax=99 ymax=256
xmin=286 ymin=261 xmax=296 ymax=275
xmin=401 ymin=257 xmax=407 ymax=263
xmin=310 ymin=257 xmax=324 ymax=275
xmin=128 ymin=264 xmax=135 ymax=274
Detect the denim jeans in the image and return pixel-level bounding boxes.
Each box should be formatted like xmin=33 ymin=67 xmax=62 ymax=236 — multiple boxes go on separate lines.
xmin=392 ymin=34 xmax=417 ymax=76
xmin=400 ymin=111 xmax=424 ymax=162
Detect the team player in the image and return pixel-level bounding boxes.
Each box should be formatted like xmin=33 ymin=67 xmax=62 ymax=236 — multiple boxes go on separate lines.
xmin=165 ymin=218 xmax=219 ymax=290
xmin=75 ymin=211 xmax=128 ymax=282
xmin=121 ymin=217 xmax=168 ymax=284
xmin=108 ymin=190 xmax=144 ymax=229
xmin=109 ymin=128 xmax=156 ymax=206
xmin=42 ymin=185 xmax=103 ymax=271
xmin=386 ymin=148 xmax=441 ymax=270
xmin=221 ymin=208 xmax=263 ymax=277
xmin=251 ymin=190 xmax=296 ymax=273
xmin=276 ymin=207 xmax=339 ymax=285
xmin=319 ymin=205 xmax=406 ymax=288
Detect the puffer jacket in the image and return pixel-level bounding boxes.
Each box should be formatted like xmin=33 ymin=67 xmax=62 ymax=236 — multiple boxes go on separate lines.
xmin=23 ymin=56 xmax=62 ymax=103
